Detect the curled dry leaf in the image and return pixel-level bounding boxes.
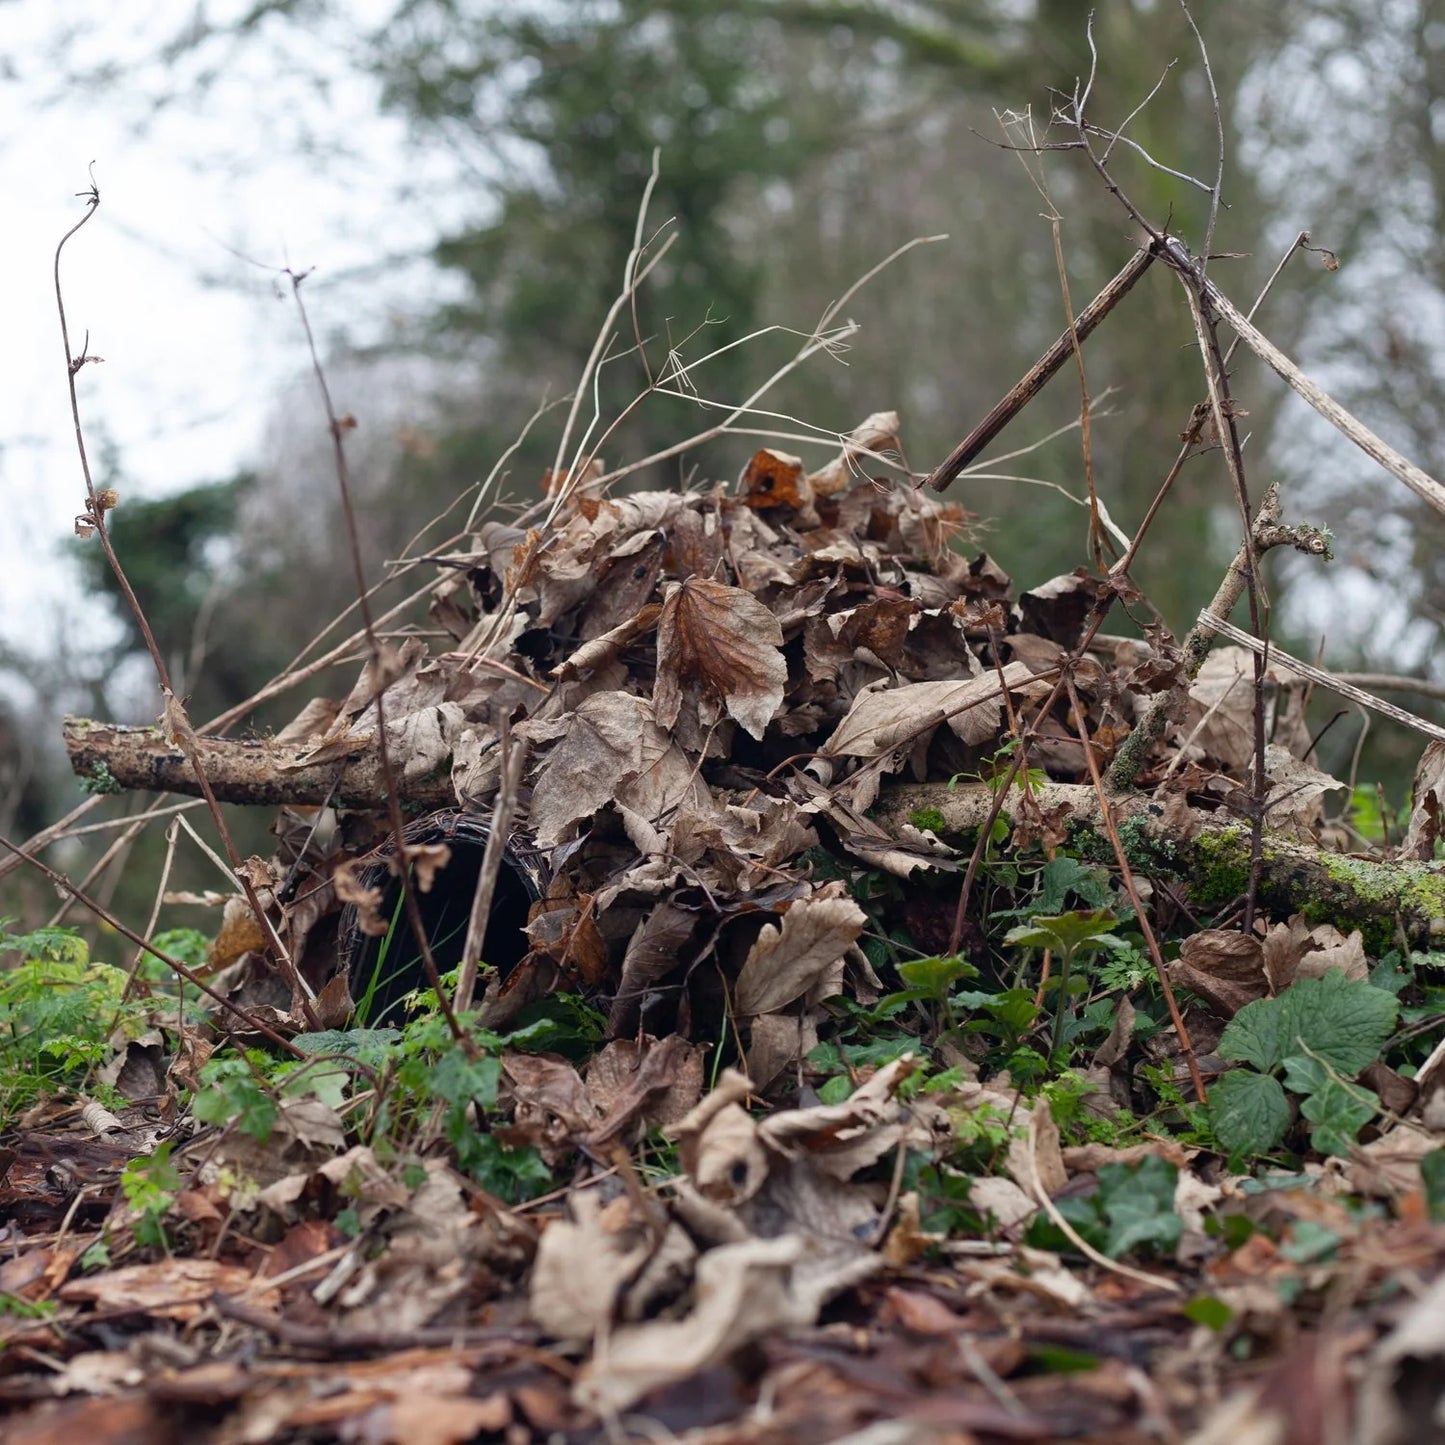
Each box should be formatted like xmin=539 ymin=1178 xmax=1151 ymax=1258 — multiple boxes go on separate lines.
xmin=1261 ymin=915 xmax=1369 ymax=991
xmin=823 ymin=661 xmax=1042 ymax=761
xmin=573 ymin=1235 xmax=814 ymax=1415
xmin=733 ymin=888 xmax=867 ymax=1016
xmin=1401 ymin=739 xmax=1445 ymax=860
xmin=332 ymin=859 xmax=389 ymax=937
xmin=653 ymin=576 xmax=787 ymax=741
xmin=405 ymin=842 xmax=452 ymax=892
xmin=1170 ymin=930 xmax=1268 ymax=1017
xmin=529 ymin=1193 xmax=659 ymax=1344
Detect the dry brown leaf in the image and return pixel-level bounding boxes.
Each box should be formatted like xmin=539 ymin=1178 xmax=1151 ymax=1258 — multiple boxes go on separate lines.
xmin=1007 ymin=1096 xmax=1067 ymax=1197
xmin=525 ymin=692 xmax=702 ymax=846
xmin=733 ymin=889 xmax=867 ymax=1016
xmin=1401 ymin=739 xmax=1445 ymax=860
xmin=653 ymin=576 xmax=787 ymax=741
xmin=333 ymin=859 xmax=389 ymax=938
xmin=59 ymin=1260 xmax=278 ymax=1321
xmin=822 ymin=661 xmax=1040 ymax=761
xmin=1170 ymin=930 xmax=1268 ymax=1017
xmin=529 ymin=1193 xmax=657 ymax=1343
xmin=573 ymin=1235 xmax=815 ymax=1415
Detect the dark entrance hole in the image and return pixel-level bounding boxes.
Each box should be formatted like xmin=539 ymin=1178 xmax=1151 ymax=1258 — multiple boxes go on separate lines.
xmin=341 ymin=813 xmax=538 ymax=1026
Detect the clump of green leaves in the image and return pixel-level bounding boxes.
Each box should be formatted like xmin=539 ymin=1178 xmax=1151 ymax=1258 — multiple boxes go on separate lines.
xmin=1024 ymin=1154 xmax=1182 ymax=1260
xmin=188 ymin=982 xmax=590 ymax=1203
xmin=1003 ymin=909 xmax=1125 ymax=1056
xmin=0 ymin=923 xmax=143 ymax=1125
xmin=121 ymin=1143 xmax=183 ymax=1249
xmin=1208 ymin=970 xmax=1399 ymax=1163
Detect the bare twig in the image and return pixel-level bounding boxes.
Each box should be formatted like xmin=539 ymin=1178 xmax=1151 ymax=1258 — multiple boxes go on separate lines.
xmin=53 ymin=177 xmax=316 ymax=1025
xmin=455 ymin=723 xmax=529 ymax=1014
xmin=925 ymin=245 xmax=1158 ymax=491
xmin=1197 ymin=614 xmax=1445 ymax=743
xmin=1157 ymin=238 xmax=1445 ymax=517
xmin=284 ymin=268 xmax=467 ymax=1046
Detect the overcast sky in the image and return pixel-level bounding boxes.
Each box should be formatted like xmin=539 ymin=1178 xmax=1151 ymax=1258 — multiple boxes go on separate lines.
xmin=0 ymin=2 xmax=464 ymax=699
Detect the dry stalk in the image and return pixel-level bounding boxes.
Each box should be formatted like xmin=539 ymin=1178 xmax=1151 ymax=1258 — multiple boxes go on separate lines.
xmin=283 ymin=268 xmax=467 ymax=1047
xmin=925 ymin=245 xmax=1157 ymax=492
xmin=53 ymin=177 xmax=318 ymax=1027
xmin=1196 ymin=615 xmax=1445 ymax=744
xmin=1064 ymin=677 xmax=1206 ymax=1104
xmin=455 ymin=724 xmax=530 ymax=1015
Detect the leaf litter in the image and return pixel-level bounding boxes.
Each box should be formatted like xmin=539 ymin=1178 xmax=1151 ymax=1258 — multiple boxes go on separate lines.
xmin=7 ymin=414 xmax=1445 ymax=1444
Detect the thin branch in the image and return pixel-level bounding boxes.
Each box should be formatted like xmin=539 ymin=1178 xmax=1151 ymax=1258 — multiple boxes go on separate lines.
xmin=926 ymin=245 xmax=1159 ymax=491
xmin=285 ymin=268 xmax=466 ymax=1046
xmin=1197 ymin=614 xmax=1445 ymax=743
xmin=53 ymin=175 xmax=316 ymax=1027
xmin=1179 ymin=0 xmax=1225 ymax=263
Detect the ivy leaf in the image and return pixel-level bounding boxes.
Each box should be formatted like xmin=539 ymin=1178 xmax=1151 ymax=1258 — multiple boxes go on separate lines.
xmin=1299 ymin=1076 xmax=1379 ymax=1157
xmin=1209 ymin=1068 xmax=1291 ymax=1158
xmin=1096 ymin=1155 xmax=1182 ymax=1259
xmin=1219 ymin=970 xmax=1399 ymax=1075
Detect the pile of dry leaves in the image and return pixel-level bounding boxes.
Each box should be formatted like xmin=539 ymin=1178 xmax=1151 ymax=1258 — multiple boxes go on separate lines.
xmin=7 ymin=412 xmax=1445 ymax=1443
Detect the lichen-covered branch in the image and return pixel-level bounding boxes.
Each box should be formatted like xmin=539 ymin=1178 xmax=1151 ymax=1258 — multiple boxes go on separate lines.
xmin=62 ymin=716 xmax=455 ymax=812
xmin=876 ymin=781 xmax=1445 ymax=949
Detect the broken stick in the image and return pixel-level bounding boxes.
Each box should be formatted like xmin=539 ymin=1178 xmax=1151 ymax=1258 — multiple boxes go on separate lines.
xmin=926 ymin=242 xmax=1159 ymax=491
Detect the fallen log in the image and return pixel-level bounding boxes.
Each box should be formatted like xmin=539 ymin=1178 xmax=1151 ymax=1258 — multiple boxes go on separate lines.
xmin=62 ymin=716 xmax=1445 ymax=947
xmin=877 ymin=782 xmax=1445 ymax=950
xmin=61 ymin=716 xmax=456 ymax=813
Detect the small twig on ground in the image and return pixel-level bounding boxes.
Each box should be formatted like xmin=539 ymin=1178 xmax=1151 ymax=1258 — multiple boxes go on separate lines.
xmin=210 ymin=1292 xmax=560 ymax=1361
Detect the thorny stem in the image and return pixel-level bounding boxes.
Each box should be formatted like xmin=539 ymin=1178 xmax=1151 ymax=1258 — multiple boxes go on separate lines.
xmin=54 ymin=176 xmax=320 ymax=1029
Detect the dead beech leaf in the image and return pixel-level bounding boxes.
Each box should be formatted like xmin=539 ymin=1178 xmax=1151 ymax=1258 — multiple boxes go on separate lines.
xmin=530 ymin=1193 xmax=656 ymax=1343
xmin=1401 ymin=739 xmax=1445 ymax=860
xmin=1169 ymin=930 xmax=1268 ymax=1017
xmin=524 ymin=692 xmax=701 ymax=847
xmin=209 ymin=894 xmax=268 ymax=969
xmin=733 ymin=890 xmax=867 ymax=1016
xmin=807 ymin=410 xmax=900 ymax=495
xmin=653 ymin=577 xmax=786 ymax=741
xmin=739 ymin=447 xmax=814 ymax=521
xmin=823 ymin=661 xmax=1041 ymax=760
xmin=1262 ymin=915 xmax=1369 ymax=991
xmin=573 ymin=1235 xmax=814 ymax=1415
